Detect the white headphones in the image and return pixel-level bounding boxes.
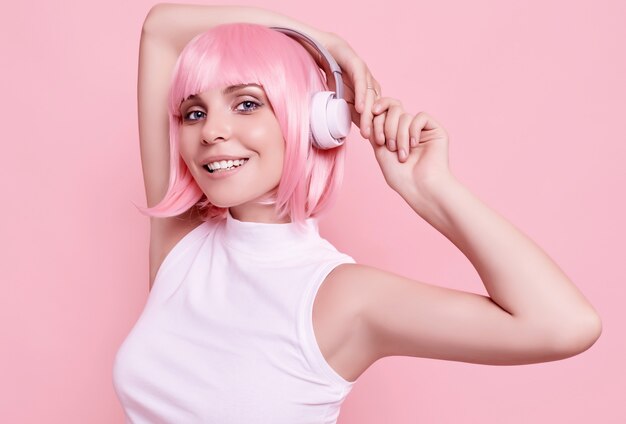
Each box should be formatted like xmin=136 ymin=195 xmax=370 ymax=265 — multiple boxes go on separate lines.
xmin=270 ymin=27 xmax=351 ymax=150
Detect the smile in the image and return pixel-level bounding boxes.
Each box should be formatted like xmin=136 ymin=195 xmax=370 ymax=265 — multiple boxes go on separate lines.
xmin=203 ymin=158 xmax=249 ymax=179
xmin=205 ymin=158 xmax=249 ymax=173
xmin=203 ymin=158 xmax=248 ymax=173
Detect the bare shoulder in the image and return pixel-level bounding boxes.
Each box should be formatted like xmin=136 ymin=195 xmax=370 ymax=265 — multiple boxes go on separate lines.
xmin=312 ymin=263 xmax=380 ymax=382
xmin=148 ymin=205 xmax=205 ymax=290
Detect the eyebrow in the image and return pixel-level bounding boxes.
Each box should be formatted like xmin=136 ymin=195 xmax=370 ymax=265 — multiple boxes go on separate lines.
xmin=180 ymin=83 xmax=264 ymax=106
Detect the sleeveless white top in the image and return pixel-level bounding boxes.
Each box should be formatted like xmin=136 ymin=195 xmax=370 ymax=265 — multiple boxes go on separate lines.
xmin=112 ymin=210 xmax=357 ymax=423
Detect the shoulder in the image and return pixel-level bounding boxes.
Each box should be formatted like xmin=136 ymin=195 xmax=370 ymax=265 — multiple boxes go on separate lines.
xmin=149 ymin=205 xmax=208 ymax=289
xmin=316 ymin=262 xmax=445 ymax=369
xmin=316 ymin=262 xmax=380 ymax=357
xmin=318 ymin=263 xmax=369 ymax=316
xmin=313 ymin=263 xmax=383 ymax=381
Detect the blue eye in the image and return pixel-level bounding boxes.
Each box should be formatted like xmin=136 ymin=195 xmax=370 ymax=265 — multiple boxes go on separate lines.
xmin=183 ymin=110 xmax=205 ymax=121
xmin=236 ymin=100 xmax=262 ymax=112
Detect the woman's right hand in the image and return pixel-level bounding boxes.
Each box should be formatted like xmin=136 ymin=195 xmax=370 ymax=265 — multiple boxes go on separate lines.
xmin=317 ymin=32 xmax=382 ymax=141
xmin=366 ymin=97 xmax=452 ymax=200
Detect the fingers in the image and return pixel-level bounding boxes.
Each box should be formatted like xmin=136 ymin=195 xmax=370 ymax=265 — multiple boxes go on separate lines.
xmin=371 ymin=97 xmax=402 ymax=146
xmin=370 ymin=110 xmax=387 ymax=147
xmin=352 ymin=60 xmax=380 ymax=114
xmin=410 ymin=111 xmax=443 ymax=133
xmin=360 ymin=88 xmax=375 ymax=139
xmin=348 ymin=61 xmax=381 ymax=139
xmin=372 ymin=96 xmax=401 ymax=116
xmin=396 ymin=114 xmax=413 ymax=162
xmin=348 ymin=99 xmax=361 ymax=129
xmin=370 ymin=98 xmax=429 ymax=163
xmin=379 ymin=104 xmax=403 ymax=151
xmin=350 ymin=61 xmax=367 ymax=114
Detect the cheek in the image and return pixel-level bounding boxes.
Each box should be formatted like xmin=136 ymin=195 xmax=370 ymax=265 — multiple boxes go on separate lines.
xmin=178 ymin=129 xmax=198 ymax=163
xmin=244 ymin=115 xmax=284 ymax=144
xmin=177 ymin=144 xmax=191 ymax=166
xmin=177 ymin=145 xmax=196 ymax=174
xmin=246 ymin=124 xmax=275 ymax=142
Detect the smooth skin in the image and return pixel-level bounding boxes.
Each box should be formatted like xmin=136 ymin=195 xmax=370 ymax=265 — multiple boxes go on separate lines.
xmin=178 ymin=84 xmax=289 ymax=224
xmin=140 ymin=4 xmax=601 ymax=381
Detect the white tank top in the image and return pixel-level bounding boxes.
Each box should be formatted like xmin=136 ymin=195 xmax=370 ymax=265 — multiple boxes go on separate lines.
xmin=112 ymin=209 xmax=357 ymax=423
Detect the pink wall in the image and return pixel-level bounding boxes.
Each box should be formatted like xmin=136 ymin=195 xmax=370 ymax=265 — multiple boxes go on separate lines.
xmin=1 ymin=0 xmax=623 ymax=422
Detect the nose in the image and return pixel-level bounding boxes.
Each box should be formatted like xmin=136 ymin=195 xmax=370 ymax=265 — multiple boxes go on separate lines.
xmin=201 ymin=108 xmax=232 ymax=145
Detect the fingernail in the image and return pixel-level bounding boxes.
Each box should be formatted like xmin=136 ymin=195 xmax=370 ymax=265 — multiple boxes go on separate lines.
xmin=400 ymin=148 xmax=407 ymax=161
xmin=389 ymin=139 xmax=396 ymax=150
xmin=410 ymin=137 xmax=417 ymax=147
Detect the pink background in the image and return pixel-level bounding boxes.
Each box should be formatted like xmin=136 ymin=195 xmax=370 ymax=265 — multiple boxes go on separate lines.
xmin=1 ymin=0 xmax=624 ymax=422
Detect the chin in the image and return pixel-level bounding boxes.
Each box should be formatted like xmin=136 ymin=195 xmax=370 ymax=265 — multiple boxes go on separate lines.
xmin=204 ymin=197 xmax=235 ymax=209
xmin=203 ymin=192 xmax=252 ymax=209
xmin=202 ymin=183 xmax=278 ymax=209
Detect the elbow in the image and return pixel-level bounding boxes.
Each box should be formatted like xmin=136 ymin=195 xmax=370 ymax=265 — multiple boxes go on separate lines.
xmin=142 ymin=3 xmax=168 ymax=35
xmin=551 ymin=312 xmax=603 ymax=358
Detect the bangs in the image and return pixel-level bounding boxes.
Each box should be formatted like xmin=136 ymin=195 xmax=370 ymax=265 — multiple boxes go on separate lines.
xmin=167 ymin=24 xmax=299 ymax=120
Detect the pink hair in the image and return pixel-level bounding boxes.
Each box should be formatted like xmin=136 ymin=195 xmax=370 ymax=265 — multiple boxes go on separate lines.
xmin=133 ymin=23 xmax=349 ymax=231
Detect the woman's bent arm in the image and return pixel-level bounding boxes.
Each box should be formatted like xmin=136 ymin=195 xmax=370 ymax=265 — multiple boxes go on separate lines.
xmin=348 ymin=172 xmax=601 ymax=365
xmin=405 ymin=174 xmax=602 ymax=352
xmin=324 ymin=102 xmax=601 ymax=365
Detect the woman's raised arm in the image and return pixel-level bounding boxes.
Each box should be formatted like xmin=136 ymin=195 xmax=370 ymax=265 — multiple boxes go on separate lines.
xmin=143 ymin=4 xmax=327 ymax=60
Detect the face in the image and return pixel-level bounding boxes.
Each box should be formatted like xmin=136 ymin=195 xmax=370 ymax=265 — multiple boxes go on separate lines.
xmin=178 ymin=83 xmax=288 ymax=223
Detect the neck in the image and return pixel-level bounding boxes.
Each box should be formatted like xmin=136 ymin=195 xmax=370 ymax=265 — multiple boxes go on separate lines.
xmin=228 ymin=204 xmax=291 ymax=224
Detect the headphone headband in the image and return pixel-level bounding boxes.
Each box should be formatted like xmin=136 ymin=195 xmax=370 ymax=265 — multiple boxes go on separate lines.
xmin=269 ymin=26 xmax=351 ymax=149
xmin=269 ymin=27 xmax=345 ymax=100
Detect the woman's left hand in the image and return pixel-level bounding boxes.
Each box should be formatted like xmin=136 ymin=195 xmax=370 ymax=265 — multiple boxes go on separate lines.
xmin=366 ymin=97 xmax=452 ymax=199
xmin=317 ymin=32 xmax=381 ymax=140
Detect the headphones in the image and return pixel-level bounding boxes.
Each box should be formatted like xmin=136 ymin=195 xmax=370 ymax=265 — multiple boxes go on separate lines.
xmin=269 ymin=27 xmax=351 ymax=150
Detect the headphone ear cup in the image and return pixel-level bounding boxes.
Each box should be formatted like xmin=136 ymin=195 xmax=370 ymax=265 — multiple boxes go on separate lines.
xmin=310 ymin=91 xmax=351 ymax=149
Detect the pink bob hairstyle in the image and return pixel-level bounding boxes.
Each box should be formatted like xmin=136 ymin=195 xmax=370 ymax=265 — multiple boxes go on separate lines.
xmin=133 ymin=23 xmax=350 ymax=231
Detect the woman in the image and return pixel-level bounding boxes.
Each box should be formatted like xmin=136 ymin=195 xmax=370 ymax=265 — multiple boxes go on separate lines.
xmin=113 ymin=4 xmax=602 ymax=423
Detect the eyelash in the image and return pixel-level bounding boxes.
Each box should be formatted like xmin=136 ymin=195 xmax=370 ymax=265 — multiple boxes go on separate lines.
xmin=182 ymin=100 xmax=263 ymax=122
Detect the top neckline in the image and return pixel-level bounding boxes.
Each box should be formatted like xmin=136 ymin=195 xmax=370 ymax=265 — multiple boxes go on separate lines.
xmin=221 ymin=209 xmax=320 ymax=255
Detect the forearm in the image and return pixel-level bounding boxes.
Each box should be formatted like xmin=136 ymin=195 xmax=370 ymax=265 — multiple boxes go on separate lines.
xmin=142 ymin=3 xmax=330 ymax=53
xmin=406 ymin=174 xmax=601 ymax=338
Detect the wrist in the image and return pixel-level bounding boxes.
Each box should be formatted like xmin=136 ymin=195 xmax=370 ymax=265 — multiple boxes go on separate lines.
xmin=403 ymin=172 xmax=461 ymax=217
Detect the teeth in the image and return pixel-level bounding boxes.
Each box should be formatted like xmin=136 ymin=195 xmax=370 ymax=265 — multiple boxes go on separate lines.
xmin=206 ymin=158 xmax=248 ymax=172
